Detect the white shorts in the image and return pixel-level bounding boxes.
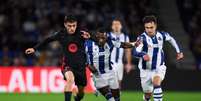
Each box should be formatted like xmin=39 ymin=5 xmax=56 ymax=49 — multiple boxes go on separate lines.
xmin=112 ymin=62 xmax=124 ymax=81
xmin=93 ymin=70 xmax=119 ymax=89
xmin=140 ymin=65 xmax=167 ymax=93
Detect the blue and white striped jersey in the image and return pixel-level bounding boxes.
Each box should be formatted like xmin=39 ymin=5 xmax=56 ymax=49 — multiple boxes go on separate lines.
xmin=133 ymin=31 xmax=181 ymax=70
xmin=109 ymin=32 xmax=130 ymax=64
xmin=85 ymin=38 xmax=121 ymax=74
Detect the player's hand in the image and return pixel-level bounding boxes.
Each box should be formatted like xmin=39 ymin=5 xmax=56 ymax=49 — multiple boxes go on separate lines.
xmin=143 ymin=54 xmax=150 ymax=61
xmin=125 ymin=63 xmax=134 ymax=73
xmin=25 ymin=48 xmax=35 ymax=54
xmin=130 ymin=42 xmax=136 ymax=47
xmin=176 ymin=52 xmax=184 ymax=60
xmin=81 ymin=31 xmax=91 ymax=39
xmin=134 ymin=38 xmax=142 ymax=47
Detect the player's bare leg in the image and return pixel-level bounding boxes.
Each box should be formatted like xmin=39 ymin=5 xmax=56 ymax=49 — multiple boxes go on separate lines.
xmin=72 ymin=85 xmax=78 ymax=96
xmin=64 ymin=71 xmax=75 ymax=101
xmin=152 ymin=76 xmax=163 ymax=101
xmin=143 ymin=93 xmax=152 ymax=101
xmin=118 ymin=80 xmax=122 ymax=90
xmin=98 ymin=86 xmax=115 ymax=101
xmin=111 ymin=89 xmax=120 ymax=101
xmin=74 ymin=86 xmax=85 ymax=101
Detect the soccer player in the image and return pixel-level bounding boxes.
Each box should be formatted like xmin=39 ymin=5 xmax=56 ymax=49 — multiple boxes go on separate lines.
xmin=85 ymin=28 xmax=137 ymax=101
xmin=133 ymin=15 xmax=184 ymax=101
xmin=25 ymin=15 xmax=91 ymax=101
xmin=109 ymin=18 xmax=132 ymax=89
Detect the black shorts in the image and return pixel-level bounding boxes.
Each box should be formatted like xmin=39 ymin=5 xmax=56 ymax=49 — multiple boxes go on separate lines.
xmin=61 ymin=66 xmax=87 ymax=87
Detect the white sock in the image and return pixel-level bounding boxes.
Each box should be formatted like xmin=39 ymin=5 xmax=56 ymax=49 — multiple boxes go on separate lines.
xmin=153 ymin=86 xmax=163 ymax=101
xmin=108 ymin=97 xmax=115 ymax=101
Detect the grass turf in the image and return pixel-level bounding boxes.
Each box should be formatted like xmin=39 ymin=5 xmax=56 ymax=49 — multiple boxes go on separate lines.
xmin=0 ymin=91 xmax=201 ymax=101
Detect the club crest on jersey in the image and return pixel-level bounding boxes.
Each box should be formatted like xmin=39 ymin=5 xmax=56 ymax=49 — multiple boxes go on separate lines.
xmin=67 ymin=43 xmax=78 ymax=53
xmin=158 ymin=37 xmax=162 ymax=41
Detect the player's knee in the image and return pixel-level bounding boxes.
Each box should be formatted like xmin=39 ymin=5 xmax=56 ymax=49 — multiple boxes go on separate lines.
xmin=66 ymin=77 xmax=74 ymax=84
xmin=65 ymin=72 xmax=75 ymax=84
xmin=64 ymin=84 xmax=68 ymax=90
xmin=152 ymin=76 xmax=161 ymax=86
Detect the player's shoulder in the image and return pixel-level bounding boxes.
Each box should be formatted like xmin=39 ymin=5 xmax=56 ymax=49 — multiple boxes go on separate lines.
xmin=85 ymin=39 xmax=94 ymax=46
xmin=138 ymin=32 xmax=147 ymax=39
xmin=108 ymin=31 xmax=129 ymax=37
xmin=121 ymin=32 xmax=129 ymax=40
xmin=107 ymin=32 xmax=114 ymax=38
xmin=157 ymin=30 xmax=170 ymax=35
xmin=85 ymin=39 xmax=94 ymax=43
xmin=53 ymin=29 xmax=65 ymax=36
xmin=106 ymin=32 xmax=115 ymax=40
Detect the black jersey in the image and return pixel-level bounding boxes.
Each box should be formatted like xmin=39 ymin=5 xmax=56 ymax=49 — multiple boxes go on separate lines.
xmin=34 ymin=29 xmax=87 ymax=71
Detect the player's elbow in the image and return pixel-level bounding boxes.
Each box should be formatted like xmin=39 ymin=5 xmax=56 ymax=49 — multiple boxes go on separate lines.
xmin=132 ymin=49 xmax=146 ymax=58
xmin=132 ymin=49 xmax=140 ymax=57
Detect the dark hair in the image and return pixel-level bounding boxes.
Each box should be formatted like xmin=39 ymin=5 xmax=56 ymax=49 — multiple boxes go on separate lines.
xmin=142 ymin=15 xmax=157 ymax=24
xmin=112 ymin=17 xmax=122 ymax=23
xmin=64 ymin=15 xmax=77 ymax=23
xmin=97 ymin=27 xmax=106 ymax=33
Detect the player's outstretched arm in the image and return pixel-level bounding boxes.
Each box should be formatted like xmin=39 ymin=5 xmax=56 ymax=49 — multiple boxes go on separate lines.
xmin=25 ymin=31 xmax=60 ymax=55
xmin=164 ymin=32 xmax=184 ymax=60
xmin=120 ymin=42 xmax=134 ymax=48
xmin=34 ymin=32 xmax=59 ymax=50
xmin=170 ymin=38 xmax=184 ymax=60
xmin=120 ymin=38 xmax=142 ymax=48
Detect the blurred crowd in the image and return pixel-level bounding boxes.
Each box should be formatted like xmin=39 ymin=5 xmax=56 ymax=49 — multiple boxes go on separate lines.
xmin=0 ymin=0 xmax=153 ymax=66
xmin=177 ymin=0 xmax=201 ymax=69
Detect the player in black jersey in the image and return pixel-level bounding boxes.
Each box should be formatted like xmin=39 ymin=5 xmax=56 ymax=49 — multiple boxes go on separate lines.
xmin=25 ymin=15 xmax=90 ymax=101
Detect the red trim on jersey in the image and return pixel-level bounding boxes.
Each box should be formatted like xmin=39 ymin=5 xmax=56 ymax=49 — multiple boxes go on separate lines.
xmin=61 ymin=56 xmax=66 ymax=71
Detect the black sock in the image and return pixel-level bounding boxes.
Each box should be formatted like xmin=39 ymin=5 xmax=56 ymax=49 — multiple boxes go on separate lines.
xmin=74 ymin=95 xmax=81 ymax=101
xmin=74 ymin=93 xmax=84 ymax=101
xmin=64 ymin=92 xmax=72 ymax=101
xmin=105 ymin=92 xmax=114 ymax=100
xmin=74 ymin=96 xmax=80 ymax=101
xmin=115 ymin=97 xmax=120 ymax=101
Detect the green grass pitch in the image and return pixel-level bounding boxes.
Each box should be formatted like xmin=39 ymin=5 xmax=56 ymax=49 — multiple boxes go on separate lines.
xmin=0 ymin=91 xmax=201 ymax=101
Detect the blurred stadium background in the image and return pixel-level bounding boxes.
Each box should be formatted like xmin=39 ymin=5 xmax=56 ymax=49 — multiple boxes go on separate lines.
xmin=0 ymin=0 xmax=201 ymax=101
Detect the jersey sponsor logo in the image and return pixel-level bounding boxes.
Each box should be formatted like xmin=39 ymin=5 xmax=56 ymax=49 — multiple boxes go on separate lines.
xmin=98 ymin=52 xmax=106 ymax=56
xmin=68 ymin=43 xmax=78 ymax=53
